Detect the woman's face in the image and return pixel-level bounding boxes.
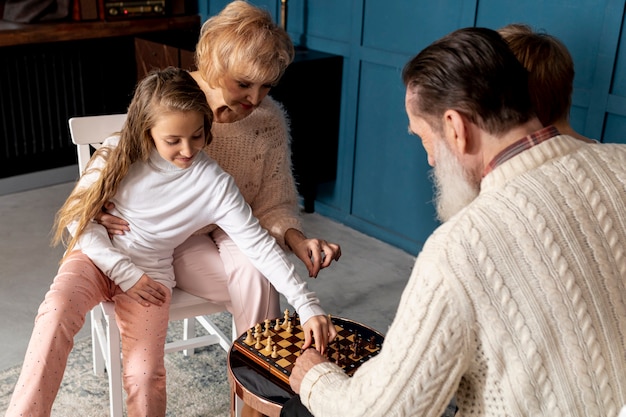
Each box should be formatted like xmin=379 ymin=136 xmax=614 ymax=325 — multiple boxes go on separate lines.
xmin=219 ymin=74 xmax=274 ymax=118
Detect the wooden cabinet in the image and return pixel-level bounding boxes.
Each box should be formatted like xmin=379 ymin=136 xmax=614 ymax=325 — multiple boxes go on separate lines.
xmin=270 ymin=49 xmax=343 ymax=213
xmin=134 ymin=31 xmax=198 ymax=80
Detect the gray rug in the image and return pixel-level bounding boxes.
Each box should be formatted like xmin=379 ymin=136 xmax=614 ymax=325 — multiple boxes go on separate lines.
xmin=0 ymin=312 xmax=233 ymax=417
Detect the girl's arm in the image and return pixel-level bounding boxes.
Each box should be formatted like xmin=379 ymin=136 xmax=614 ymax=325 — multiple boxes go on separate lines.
xmin=67 ymin=136 xmax=148 ymax=293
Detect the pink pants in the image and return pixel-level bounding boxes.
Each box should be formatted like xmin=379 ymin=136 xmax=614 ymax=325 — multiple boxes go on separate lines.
xmin=5 ymin=251 xmax=171 ymax=417
xmin=173 ymin=229 xmax=281 ymax=338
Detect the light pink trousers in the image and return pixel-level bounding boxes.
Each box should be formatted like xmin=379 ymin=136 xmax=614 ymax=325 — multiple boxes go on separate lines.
xmin=6 ymin=229 xmax=280 ymax=417
xmin=5 ymin=251 xmax=172 ymax=417
xmin=173 ymin=229 xmax=281 ymax=337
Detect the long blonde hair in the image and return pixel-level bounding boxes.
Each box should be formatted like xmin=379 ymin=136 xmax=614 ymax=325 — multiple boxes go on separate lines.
xmin=195 ymin=0 xmax=294 ymax=87
xmin=53 ymin=67 xmax=213 ymax=259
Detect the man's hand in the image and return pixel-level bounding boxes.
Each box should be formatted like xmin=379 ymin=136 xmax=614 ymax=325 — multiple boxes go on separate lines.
xmin=126 ymin=274 xmax=168 ymax=307
xmin=300 ymin=314 xmax=338 ymax=354
xmin=95 ymin=201 xmax=130 ymax=238
xmin=289 ymin=348 xmax=329 ymax=394
xmin=285 ymin=229 xmax=342 ymax=278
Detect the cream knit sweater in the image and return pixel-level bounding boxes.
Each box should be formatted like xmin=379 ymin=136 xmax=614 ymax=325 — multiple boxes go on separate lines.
xmin=201 ymin=96 xmax=301 ymax=250
xmin=300 ymin=135 xmax=626 ymax=416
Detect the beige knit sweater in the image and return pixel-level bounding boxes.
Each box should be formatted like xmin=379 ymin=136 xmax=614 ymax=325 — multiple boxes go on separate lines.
xmin=199 ymin=96 xmax=301 ymax=250
xmin=300 ymin=135 xmax=626 ymax=416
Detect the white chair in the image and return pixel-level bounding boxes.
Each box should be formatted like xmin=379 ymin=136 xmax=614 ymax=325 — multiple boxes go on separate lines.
xmin=69 ymin=114 xmax=237 ymax=417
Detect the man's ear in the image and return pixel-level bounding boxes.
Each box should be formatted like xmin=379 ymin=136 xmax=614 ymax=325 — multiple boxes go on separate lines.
xmin=443 ymin=109 xmax=471 ymax=155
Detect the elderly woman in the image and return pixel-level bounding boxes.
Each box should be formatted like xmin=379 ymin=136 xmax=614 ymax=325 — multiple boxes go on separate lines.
xmin=99 ymin=2 xmax=342 ymax=415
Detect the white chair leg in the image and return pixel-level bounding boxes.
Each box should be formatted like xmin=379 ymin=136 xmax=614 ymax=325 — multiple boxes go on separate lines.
xmin=231 ymin=315 xmax=238 ymax=341
xmin=105 ymin=308 xmax=124 ymax=417
xmin=91 ymin=308 xmax=105 ymax=375
xmin=183 ymin=317 xmax=195 ymax=356
xmin=196 ymin=315 xmax=232 ymax=352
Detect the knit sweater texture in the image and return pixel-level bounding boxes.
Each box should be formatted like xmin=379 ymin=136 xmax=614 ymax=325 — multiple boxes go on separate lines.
xmin=73 ymin=138 xmax=324 ymax=324
xmin=199 ymin=96 xmax=301 ymax=249
xmin=300 ymin=135 xmax=626 ymax=416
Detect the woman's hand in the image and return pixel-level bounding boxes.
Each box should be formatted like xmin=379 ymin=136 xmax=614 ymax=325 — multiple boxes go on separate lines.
xmin=300 ymin=314 xmax=337 ymax=354
xmin=285 ymin=229 xmax=342 ymax=278
xmin=126 ymin=274 xmax=168 ymax=307
xmin=95 ymin=201 xmax=130 ymax=238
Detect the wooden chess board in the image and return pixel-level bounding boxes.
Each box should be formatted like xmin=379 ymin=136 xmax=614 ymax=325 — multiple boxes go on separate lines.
xmin=232 ymin=314 xmax=384 ymax=390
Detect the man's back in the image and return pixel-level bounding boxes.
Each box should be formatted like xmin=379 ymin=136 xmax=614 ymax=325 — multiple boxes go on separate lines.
xmin=434 ymin=135 xmax=626 ymax=415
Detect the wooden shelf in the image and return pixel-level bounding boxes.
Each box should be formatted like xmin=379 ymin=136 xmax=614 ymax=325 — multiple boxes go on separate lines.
xmin=0 ymin=15 xmax=200 ymax=47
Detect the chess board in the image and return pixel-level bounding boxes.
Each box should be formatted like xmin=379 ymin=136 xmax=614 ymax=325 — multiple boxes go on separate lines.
xmin=232 ymin=314 xmax=384 ymax=390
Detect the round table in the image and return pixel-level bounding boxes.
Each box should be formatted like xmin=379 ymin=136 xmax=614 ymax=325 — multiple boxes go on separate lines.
xmin=227 ymin=316 xmax=385 ymax=417
xmin=227 ymin=347 xmax=292 ymax=417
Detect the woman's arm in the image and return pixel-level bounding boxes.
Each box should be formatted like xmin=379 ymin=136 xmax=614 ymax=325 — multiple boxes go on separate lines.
xmin=242 ymin=99 xmax=342 ymax=276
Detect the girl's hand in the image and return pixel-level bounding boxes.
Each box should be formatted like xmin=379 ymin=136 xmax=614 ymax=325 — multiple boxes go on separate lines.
xmin=300 ymin=314 xmax=337 ymax=354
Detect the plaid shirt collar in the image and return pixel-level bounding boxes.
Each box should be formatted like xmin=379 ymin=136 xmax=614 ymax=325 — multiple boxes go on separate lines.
xmin=483 ymin=126 xmax=560 ymax=177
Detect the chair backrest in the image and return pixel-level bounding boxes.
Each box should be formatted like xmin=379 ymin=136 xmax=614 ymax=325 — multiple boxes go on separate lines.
xmin=68 ymin=114 xmax=127 ymax=172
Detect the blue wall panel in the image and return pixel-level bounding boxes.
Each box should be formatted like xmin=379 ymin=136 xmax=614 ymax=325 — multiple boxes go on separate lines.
xmin=613 ymin=16 xmax=626 ymax=97
xmin=351 ymin=61 xmax=436 ymax=252
xmin=604 ymin=114 xmax=626 ymax=144
xmin=304 ymin=1 xmax=351 ymax=44
xmin=362 ymin=1 xmax=470 ymax=55
xmin=606 ymin=10 xmax=626 ymax=144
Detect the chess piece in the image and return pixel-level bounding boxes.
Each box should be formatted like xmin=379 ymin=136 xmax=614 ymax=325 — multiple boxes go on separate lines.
xmin=274 ymin=318 xmax=281 ymax=331
xmin=282 ymin=309 xmax=290 ymax=327
xmin=355 ymin=337 xmax=363 ymax=356
xmin=255 ymin=335 xmax=262 ymax=350
xmin=286 ymin=320 xmax=292 ymax=334
xmin=254 ymin=323 xmax=262 ymax=339
xmin=271 ymin=345 xmax=278 ymax=358
xmin=368 ymin=335 xmax=376 ymax=349
xmin=244 ymin=328 xmax=253 ymax=344
xmin=350 ymin=340 xmax=359 ymax=359
xmin=264 ymin=336 xmax=274 ymax=353
xmin=263 ymin=319 xmax=271 ymax=337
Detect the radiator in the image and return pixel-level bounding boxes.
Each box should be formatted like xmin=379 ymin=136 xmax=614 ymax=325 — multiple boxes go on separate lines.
xmin=0 ymin=38 xmax=136 ymax=179
xmin=0 ymin=42 xmax=86 ymax=178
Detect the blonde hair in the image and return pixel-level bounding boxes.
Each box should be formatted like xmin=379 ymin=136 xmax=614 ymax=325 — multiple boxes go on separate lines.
xmin=195 ymin=0 xmax=295 ymax=87
xmin=53 ymin=67 xmax=213 ymax=259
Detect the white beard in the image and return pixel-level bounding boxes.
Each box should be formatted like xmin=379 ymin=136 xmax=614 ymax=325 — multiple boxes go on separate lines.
xmin=431 ymin=139 xmax=480 ymax=222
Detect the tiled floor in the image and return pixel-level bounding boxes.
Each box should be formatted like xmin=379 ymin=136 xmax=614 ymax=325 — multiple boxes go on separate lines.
xmin=0 ymin=182 xmax=416 ymax=371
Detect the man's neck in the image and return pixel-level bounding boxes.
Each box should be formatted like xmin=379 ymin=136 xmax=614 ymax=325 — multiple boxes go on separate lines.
xmin=481 ymin=118 xmax=544 ymax=168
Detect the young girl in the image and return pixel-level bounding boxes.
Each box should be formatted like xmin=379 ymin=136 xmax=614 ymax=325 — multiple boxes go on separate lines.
xmin=5 ymin=67 xmax=335 ymax=417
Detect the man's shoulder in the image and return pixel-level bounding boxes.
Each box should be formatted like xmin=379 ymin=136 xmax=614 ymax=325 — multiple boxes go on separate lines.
xmin=576 ymin=140 xmax=626 ymax=169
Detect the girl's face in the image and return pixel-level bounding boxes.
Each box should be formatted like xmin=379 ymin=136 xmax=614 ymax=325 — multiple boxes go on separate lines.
xmin=151 ymin=111 xmax=206 ymax=169
xmin=219 ymin=74 xmax=274 ymax=118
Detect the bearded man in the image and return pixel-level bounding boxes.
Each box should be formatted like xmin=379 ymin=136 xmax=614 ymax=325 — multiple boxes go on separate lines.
xmin=284 ymin=27 xmax=626 ymax=417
